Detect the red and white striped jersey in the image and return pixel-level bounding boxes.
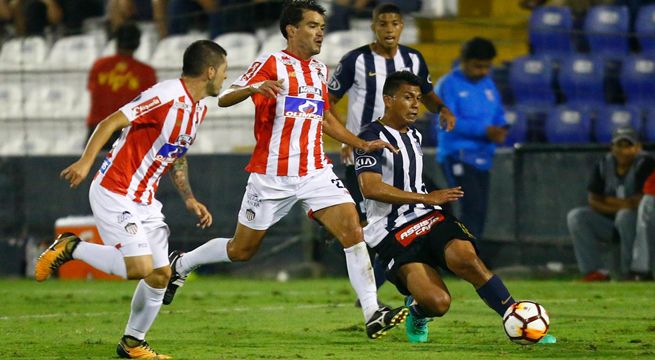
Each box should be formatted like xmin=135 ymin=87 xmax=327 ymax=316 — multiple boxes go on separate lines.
xmin=94 ymin=79 xmax=209 ymax=205
xmin=233 ymin=50 xmax=331 ymax=177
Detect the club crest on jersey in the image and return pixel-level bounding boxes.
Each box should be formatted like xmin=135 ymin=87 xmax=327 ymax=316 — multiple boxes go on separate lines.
xmin=299 ymin=85 xmax=322 ymax=97
xmin=280 ymin=55 xmax=295 ymax=66
xmin=284 ymin=96 xmax=324 ymax=120
xmin=132 ymin=97 xmax=161 ymax=116
xmin=355 ymin=155 xmax=377 ymax=170
xmin=155 ymin=134 xmax=192 ymax=163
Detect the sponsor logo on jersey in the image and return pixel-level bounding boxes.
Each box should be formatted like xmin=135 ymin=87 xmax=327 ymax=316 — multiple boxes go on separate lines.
xmin=299 ymin=85 xmax=323 ymax=97
xmin=124 ymin=222 xmax=138 ymax=235
xmin=355 ymin=155 xmax=377 ymax=170
xmin=132 ymin=97 xmax=161 ymax=116
xmin=241 ymin=61 xmax=262 ymax=82
xmin=395 ymin=212 xmax=445 ymax=247
xmin=328 ymin=77 xmax=340 ymax=91
xmin=284 ymin=96 xmax=324 ymax=120
xmin=99 ymin=158 xmax=112 ymax=174
xmin=155 ymin=134 xmax=193 ymax=163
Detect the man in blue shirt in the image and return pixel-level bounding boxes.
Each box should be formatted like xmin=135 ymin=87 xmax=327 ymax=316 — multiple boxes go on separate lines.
xmin=435 ymin=37 xmax=507 ymax=238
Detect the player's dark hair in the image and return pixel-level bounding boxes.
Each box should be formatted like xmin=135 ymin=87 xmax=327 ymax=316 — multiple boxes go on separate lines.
xmin=182 ymin=40 xmax=227 ymax=77
xmin=372 ymin=3 xmax=402 ymax=21
xmin=279 ymin=0 xmax=326 ymax=39
xmin=460 ymin=37 xmax=497 ymax=61
xmin=115 ymin=22 xmax=141 ymax=51
xmin=382 ymin=71 xmax=422 ymax=96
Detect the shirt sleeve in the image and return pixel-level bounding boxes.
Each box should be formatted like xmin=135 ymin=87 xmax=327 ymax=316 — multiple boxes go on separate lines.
xmin=119 ymin=85 xmax=167 ymax=125
xmin=491 ymin=85 xmax=507 ymax=127
xmin=415 ymin=51 xmax=433 ymax=95
xmin=354 ymin=129 xmax=384 ymax=176
xmin=232 ymin=53 xmax=277 ymax=87
xmin=587 ymin=162 xmax=604 ymax=195
xmin=328 ymin=51 xmax=356 ymax=99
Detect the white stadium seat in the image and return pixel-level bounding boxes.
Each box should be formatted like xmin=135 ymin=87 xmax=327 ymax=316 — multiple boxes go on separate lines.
xmin=214 ymin=32 xmax=259 ymax=68
xmin=45 ymin=34 xmax=100 ymax=70
xmin=151 ymin=33 xmax=208 ymax=70
xmin=0 ymin=84 xmax=24 ymax=119
xmin=0 ymin=36 xmax=48 ymax=71
xmin=101 ymin=30 xmax=157 ymax=63
xmin=0 ymin=121 xmax=27 ymax=155
xmin=318 ymin=30 xmax=371 ymax=66
xmin=258 ymin=33 xmax=287 ymax=56
xmin=23 ymin=85 xmax=80 ymax=119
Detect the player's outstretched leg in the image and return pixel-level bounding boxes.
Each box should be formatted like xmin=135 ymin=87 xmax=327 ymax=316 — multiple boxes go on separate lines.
xmin=405 ymin=295 xmax=432 ymax=343
xmin=365 ymin=305 xmax=409 ymax=339
xmin=163 ymin=250 xmax=186 ymax=305
xmin=34 ymin=232 xmax=81 ymax=281
xmin=116 ymin=335 xmax=171 ymax=359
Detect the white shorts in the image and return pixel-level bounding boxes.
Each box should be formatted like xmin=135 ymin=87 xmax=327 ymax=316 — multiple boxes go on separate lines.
xmin=238 ymin=165 xmax=354 ymax=230
xmin=89 ymin=181 xmax=170 ymax=268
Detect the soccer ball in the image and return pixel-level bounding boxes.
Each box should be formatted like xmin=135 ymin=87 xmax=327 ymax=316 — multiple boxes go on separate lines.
xmin=502 ymin=301 xmax=550 ymax=345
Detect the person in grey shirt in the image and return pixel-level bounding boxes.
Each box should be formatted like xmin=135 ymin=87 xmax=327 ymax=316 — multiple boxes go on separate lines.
xmin=567 ymin=126 xmax=655 ymax=281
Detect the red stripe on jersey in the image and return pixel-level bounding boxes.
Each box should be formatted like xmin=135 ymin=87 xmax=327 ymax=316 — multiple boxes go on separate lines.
xmin=185 ymin=102 xmax=196 ymax=134
xmin=285 ymin=63 xmax=299 ymax=96
xmin=314 ymin=121 xmax=323 ymax=170
xmin=133 ymin=100 xmax=185 ymax=203
xmin=298 ymin=119 xmax=312 ymax=176
xmin=245 ymin=57 xmax=278 ymax=174
xmin=276 ymin=117 xmax=295 ymax=176
xmin=199 ymin=106 xmax=207 ymax=125
xmin=100 ymin=101 xmax=172 ymax=196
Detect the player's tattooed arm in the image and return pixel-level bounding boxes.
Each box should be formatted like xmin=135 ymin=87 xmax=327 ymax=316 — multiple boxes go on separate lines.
xmin=170 ymin=156 xmax=213 ymax=228
xmin=170 ymin=156 xmax=194 ymax=201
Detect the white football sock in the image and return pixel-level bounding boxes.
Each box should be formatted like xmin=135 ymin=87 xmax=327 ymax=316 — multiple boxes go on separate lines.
xmin=124 ymin=280 xmax=165 ymax=340
xmin=176 ymin=237 xmax=231 ymax=276
xmin=344 ymin=242 xmax=379 ymax=322
xmin=72 ymin=242 xmax=127 ymax=278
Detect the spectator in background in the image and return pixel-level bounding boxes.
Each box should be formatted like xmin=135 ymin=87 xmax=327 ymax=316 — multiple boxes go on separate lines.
xmin=633 ymin=171 xmax=655 ymax=280
xmin=434 ymin=37 xmax=507 ymax=239
xmin=567 ymin=127 xmax=655 ymax=281
xmin=327 ymin=0 xmax=420 ymax=32
xmin=107 ymin=0 xmax=156 ymax=33
xmin=8 ymin=0 xmax=62 ymax=36
xmin=87 ymin=22 xmax=156 ymax=151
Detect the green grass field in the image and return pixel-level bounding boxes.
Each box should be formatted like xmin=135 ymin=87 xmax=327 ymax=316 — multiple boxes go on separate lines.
xmin=1 ymin=276 xmax=654 ymax=359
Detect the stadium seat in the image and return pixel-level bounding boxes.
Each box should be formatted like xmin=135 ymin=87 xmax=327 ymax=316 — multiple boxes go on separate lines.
xmin=643 ymin=108 xmax=655 ymax=142
xmin=23 ymin=85 xmax=80 ymax=119
xmin=50 ymin=120 xmax=87 ymax=155
xmin=151 ymin=33 xmax=208 ymax=70
xmin=0 ymin=36 xmax=48 ymax=71
xmin=101 ymin=31 xmax=156 ymax=63
xmin=0 ymin=84 xmax=23 ymax=119
xmin=594 ymin=105 xmax=641 ymax=143
xmin=317 ymin=30 xmax=371 ymax=66
xmin=583 ymin=5 xmax=630 ymax=60
xmin=45 ymin=34 xmax=100 ymax=70
xmin=545 ymin=105 xmax=591 ymax=144
xmin=213 ymin=32 xmax=259 ymax=68
xmin=620 ymin=55 xmax=655 ymax=108
xmin=509 ymin=55 xmax=556 ymax=110
xmin=258 ymin=33 xmax=287 ymax=56
xmin=502 ymin=107 xmax=528 ymax=147
xmin=558 ymin=54 xmax=605 ymax=109
xmin=0 ymin=120 xmax=27 ymax=155
xmin=636 ymin=5 xmax=655 ymax=54
xmin=529 ymin=6 xmax=574 ymax=59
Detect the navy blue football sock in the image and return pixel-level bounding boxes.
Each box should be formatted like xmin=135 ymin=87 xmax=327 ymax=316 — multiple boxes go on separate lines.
xmin=372 ymin=256 xmax=386 ymax=289
xmin=476 ymin=274 xmax=515 ymax=316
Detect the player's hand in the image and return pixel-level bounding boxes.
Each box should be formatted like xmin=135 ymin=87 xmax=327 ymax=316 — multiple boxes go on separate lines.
xmin=185 ymin=198 xmax=213 ymax=229
xmin=439 ymin=107 xmax=456 ymax=131
xmin=424 ymin=187 xmax=464 ymax=205
xmin=486 ymin=125 xmax=508 ymax=144
xmin=340 ymin=144 xmax=354 ymax=165
xmin=359 ymin=140 xmax=398 ymax=154
xmin=60 ymin=160 xmax=92 ymax=189
xmin=252 ymin=79 xmax=284 ymax=99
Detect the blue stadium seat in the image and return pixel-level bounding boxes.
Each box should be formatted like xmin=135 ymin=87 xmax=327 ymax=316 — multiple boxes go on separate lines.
xmin=558 ymin=54 xmax=605 ymax=109
xmin=642 ymin=108 xmax=655 ymax=142
xmin=636 ymin=5 xmax=655 ymax=54
xmin=584 ymin=5 xmax=630 ymax=60
xmin=545 ymin=106 xmax=591 ymax=144
xmin=620 ymin=55 xmax=655 ymax=108
xmin=594 ymin=105 xmax=641 ymax=143
xmin=502 ymin=107 xmax=528 ymax=146
xmin=529 ymin=6 xmax=574 ymax=59
xmin=509 ymin=55 xmax=555 ymax=110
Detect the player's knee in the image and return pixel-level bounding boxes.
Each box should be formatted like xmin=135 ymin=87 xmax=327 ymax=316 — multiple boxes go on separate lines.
xmin=126 ymin=262 xmax=153 ymax=279
xmin=146 ymin=267 xmax=171 ymax=288
xmin=567 ymin=207 xmax=586 ymax=230
xmin=334 ymin=223 xmax=363 ymax=247
xmin=420 ymin=293 xmax=451 ymax=316
xmin=227 ymin=243 xmax=257 ymax=262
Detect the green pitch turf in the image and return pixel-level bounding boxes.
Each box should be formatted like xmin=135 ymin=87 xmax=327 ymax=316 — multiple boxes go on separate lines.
xmin=1 ymin=276 xmax=654 ymax=359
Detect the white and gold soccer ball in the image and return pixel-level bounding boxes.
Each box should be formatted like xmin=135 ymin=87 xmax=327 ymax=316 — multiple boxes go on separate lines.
xmin=502 ymin=301 xmax=550 ymax=345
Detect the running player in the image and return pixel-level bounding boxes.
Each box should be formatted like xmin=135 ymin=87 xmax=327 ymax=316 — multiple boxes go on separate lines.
xmin=35 ymin=40 xmax=228 ymax=359
xmin=355 ymin=71 xmax=521 ymax=343
xmin=164 ymin=0 xmax=409 ymax=339
xmin=327 ymin=2 xmax=455 ymax=299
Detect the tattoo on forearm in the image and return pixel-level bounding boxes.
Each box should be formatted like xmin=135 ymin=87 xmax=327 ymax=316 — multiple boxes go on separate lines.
xmin=170 ymin=156 xmax=194 ymax=200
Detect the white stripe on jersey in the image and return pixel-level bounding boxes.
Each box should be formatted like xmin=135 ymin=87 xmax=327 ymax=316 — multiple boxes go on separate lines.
xmin=347 ymin=55 xmax=367 ymax=135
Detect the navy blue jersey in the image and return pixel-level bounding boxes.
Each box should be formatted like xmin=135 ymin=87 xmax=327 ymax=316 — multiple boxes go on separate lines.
xmin=355 ymin=121 xmax=439 ymax=247
xmin=328 ymin=45 xmax=432 ymax=135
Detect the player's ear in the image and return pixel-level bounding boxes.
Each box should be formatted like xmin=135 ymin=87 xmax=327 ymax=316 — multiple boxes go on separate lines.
xmin=382 ymin=94 xmax=393 ymax=107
